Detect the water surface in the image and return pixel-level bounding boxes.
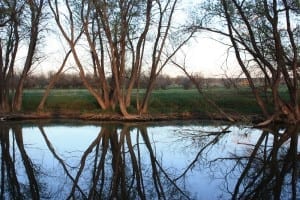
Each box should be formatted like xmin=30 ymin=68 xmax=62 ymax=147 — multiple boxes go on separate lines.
xmin=0 ymin=120 xmax=299 ymax=199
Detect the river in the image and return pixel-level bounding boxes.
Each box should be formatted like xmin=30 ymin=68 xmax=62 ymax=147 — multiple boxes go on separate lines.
xmin=0 ymin=120 xmax=299 ymax=200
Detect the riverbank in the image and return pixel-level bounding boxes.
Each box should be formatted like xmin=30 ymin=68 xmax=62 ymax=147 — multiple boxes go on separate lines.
xmin=0 ymin=110 xmax=263 ymax=124
xmin=1 ymin=88 xmax=269 ymax=123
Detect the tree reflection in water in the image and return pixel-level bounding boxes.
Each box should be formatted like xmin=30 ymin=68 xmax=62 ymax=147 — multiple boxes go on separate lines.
xmin=0 ymin=122 xmax=299 ymax=200
xmin=228 ymin=125 xmax=299 ymax=200
xmin=175 ymin=125 xmax=299 ymax=200
xmin=0 ymin=123 xmax=191 ymax=199
xmin=0 ymin=124 xmax=49 ymax=200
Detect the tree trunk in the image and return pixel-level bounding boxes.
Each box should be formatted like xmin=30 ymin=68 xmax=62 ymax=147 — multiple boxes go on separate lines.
xmin=49 ymin=0 xmax=110 ymax=111
xmin=0 ymin=7 xmax=20 ymax=113
xmin=0 ymin=76 xmax=10 ymax=112
xmin=111 ymin=65 xmax=131 ymax=117
xmin=12 ymin=0 xmax=42 ymax=112
xmin=222 ymin=0 xmax=270 ymax=118
xmin=82 ymin=20 xmax=110 ymax=107
xmin=73 ymin=48 xmax=109 ymax=110
xmin=14 ymin=126 xmax=40 ymax=199
xmin=139 ymin=80 xmax=155 ymax=114
xmin=37 ymin=50 xmax=71 ymax=110
xmin=0 ymin=94 xmax=10 ymax=113
xmin=13 ymin=41 xmax=37 ymax=111
xmin=12 ymin=81 xmax=24 ymax=112
xmin=125 ymin=0 xmax=152 ymax=108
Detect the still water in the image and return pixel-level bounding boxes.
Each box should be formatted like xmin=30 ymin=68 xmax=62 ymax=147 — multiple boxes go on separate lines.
xmin=0 ymin=120 xmax=299 ymax=200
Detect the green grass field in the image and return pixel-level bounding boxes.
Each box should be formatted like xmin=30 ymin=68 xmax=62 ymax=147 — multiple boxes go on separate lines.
xmin=23 ymin=89 xmax=98 ymax=112
xmin=21 ymin=87 xmax=270 ymax=116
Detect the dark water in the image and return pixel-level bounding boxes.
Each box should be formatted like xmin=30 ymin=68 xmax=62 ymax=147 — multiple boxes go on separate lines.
xmin=0 ymin=120 xmax=299 ymax=200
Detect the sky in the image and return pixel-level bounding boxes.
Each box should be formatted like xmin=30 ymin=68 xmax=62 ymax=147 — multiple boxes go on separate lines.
xmin=161 ymin=0 xmax=240 ymax=78
xmin=29 ymin=0 xmax=240 ymax=79
xmin=37 ymin=34 xmax=239 ymax=79
xmin=162 ymin=34 xmax=240 ymax=78
xmin=21 ymin=29 xmax=239 ymax=80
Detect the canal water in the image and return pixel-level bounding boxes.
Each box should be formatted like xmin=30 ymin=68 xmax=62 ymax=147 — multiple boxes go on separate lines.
xmin=0 ymin=120 xmax=299 ymax=199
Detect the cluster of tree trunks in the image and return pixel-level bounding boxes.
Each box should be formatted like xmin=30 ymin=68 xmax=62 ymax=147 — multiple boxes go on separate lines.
xmin=46 ymin=0 xmax=193 ymax=118
xmin=0 ymin=0 xmax=193 ymax=118
xmin=0 ymin=0 xmax=45 ymax=112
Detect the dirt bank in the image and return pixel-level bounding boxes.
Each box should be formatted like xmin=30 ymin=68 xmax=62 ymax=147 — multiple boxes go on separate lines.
xmin=0 ymin=111 xmax=262 ymax=123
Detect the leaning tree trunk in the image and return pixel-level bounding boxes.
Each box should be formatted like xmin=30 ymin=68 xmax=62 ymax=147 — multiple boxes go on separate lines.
xmin=139 ymin=80 xmax=155 ymax=114
xmin=12 ymin=82 xmax=23 ymax=112
xmin=12 ymin=44 xmax=36 ymax=112
xmin=37 ymin=50 xmax=71 ymax=110
xmin=14 ymin=126 xmax=40 ymax=199
xmin=12 ymin=0 xmax=42 ymax=112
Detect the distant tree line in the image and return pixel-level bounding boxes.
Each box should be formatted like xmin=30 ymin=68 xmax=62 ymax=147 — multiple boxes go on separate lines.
xmin=21 ymin=73 xmax=203 ymax=90
xmin=22 ymin=72 xmax=270 ymax=90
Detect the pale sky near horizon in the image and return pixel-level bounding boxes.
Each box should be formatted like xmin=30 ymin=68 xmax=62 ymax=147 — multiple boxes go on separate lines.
xmin=162 ymin=34 xmax=240 ymax=78
xmin=162 ymin=0 xmax=240 ymax=78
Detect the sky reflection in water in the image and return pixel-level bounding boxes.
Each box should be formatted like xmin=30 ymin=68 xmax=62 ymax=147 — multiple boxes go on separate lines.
xmin=0 ymin=121 xmax=299 ymax=200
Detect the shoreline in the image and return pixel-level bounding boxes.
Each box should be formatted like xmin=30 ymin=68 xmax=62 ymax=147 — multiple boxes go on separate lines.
xmin=0 ymin=111 xmax=263 ymax=124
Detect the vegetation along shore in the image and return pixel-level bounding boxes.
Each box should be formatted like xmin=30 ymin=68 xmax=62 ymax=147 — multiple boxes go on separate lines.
xmin=0 ymin=86 xmax=287 ymax=124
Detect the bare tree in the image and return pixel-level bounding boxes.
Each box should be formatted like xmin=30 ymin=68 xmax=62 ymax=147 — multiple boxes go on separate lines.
xmin=172 ymin=59 xmax=235 ymax=122
xmin=0 ymin=1 xmax=23 ymax=112
xmin=194 ymin=0 xmax=300 ymax=124
xmin=0 ymin=0 xmax=46 ymax=112
xmin=48 ymin=0 xmax=193 ymax=118
xmin=221 ymin=126 xmax=299 ymax=200
xmin=37 ymin=49 xmax=72 ymax=110
xmin=0 ymin=124 xmax=52 ymax=199
xmin=12 ymin=0 xmax=46 ymax=111
xmin=138 ymin=0 xmax=195 ymax=114
xmin=36 ymin=123 xmax=191 ymax=199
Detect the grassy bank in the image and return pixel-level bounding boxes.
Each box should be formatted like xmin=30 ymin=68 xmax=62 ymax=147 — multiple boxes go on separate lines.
xmin=21 ymin=87 xmax=266 ymax=117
